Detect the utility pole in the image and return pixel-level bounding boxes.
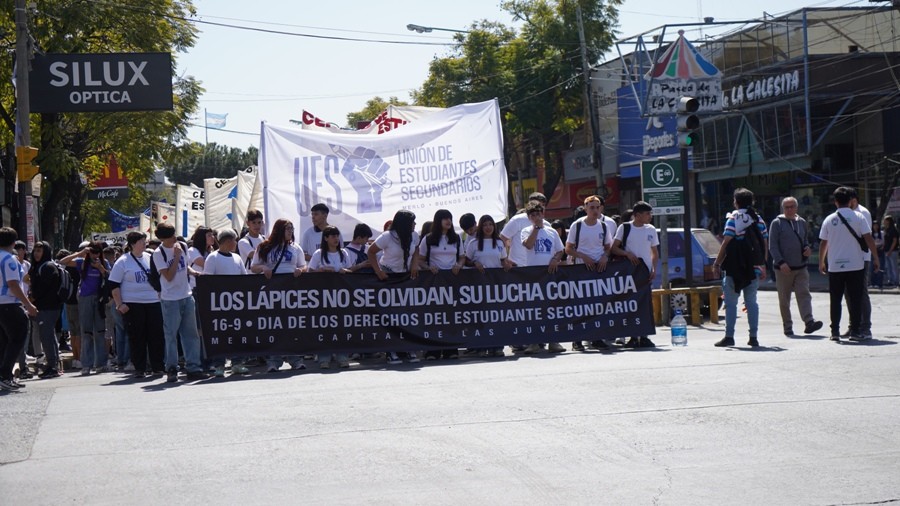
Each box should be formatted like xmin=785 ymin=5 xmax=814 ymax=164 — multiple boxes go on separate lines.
xmin=14 ymin=0 xmax=34 ymax=247
xmin=576 ymin=6 xmax=604 ymax=194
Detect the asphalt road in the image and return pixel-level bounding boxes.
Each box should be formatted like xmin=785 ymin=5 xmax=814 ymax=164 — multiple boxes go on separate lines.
xmin=2 ymin=290 xmax=899 ymax=505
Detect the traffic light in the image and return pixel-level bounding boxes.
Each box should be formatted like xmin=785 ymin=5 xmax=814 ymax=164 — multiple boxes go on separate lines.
xmin=676 ymin=96 xmax=700 ymax=148
xmin=16 ymin=146 xmax=39 ymax=181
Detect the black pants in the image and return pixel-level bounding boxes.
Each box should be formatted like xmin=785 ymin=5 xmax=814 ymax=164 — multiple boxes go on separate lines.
xmin=123 ymin=302 xmax=165 ymax=373
xmin=0 ymin=304 xmax=29 ymax=381
xmin=829 ymin=269 xmax=866 ymax=336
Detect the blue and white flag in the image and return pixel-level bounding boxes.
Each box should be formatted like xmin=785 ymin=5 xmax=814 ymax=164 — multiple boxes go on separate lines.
xmin=206 ymin=112 xmax=228 ymax=129
xmin=109 ymin=208 xmax=140 ymax=233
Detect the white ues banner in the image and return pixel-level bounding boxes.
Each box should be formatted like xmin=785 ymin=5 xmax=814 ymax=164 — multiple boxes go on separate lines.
xmin=231 ymin=166 xmax=260 ymax=231
xmin=139 ymin=213 xmax=152 ymax=234
xmin=204 ymin=176 xmax=238 ymax=232
xmin=175 ymin=184 xmax=205 ymax=237
xmin=260 ymin=99 xmax=508 ymax=236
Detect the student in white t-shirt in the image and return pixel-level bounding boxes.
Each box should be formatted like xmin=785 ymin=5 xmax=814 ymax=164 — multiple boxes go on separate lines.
xmin=611 ymin=201 xmax=660 ymax=349
xmin=249 ymin=219 xmax=307 ymax=373
xmin=418 ymin=209 xmax=465 ymax=360
xmin=187 ymin=225 xmax=216 ymax=289
xmin=366 ymin=210 xmax=421 ymax=366
xmin=202 ymin=229 xmax=249 ymax=376
xmin=301 ymin=203 xmax=343 ymax=262
xmin=238 ymin=209 xmax=266 ymax=268
xmin=466 ymin=214 xmax=510 ymax=358
xmin=501 ymin=192 xmax=551 ymax=267
xmin=520 ymin=201 xmax=565 ymax=355
xmin=309 ymin=226 xmax=354 ymax=273
xmin=466 ymin=214 xmax=511 ymax=272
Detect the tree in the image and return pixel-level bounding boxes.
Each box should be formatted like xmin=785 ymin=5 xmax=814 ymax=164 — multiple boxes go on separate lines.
xmin=166 ymin=142 xmax=258 ymax=187
xmin=412 ymin=0 xmax=621 ymax=210
xmin=345 ymin=96 xmax=408 ymax=129
xmin=0 ymin=0 xmax=202 ymax=249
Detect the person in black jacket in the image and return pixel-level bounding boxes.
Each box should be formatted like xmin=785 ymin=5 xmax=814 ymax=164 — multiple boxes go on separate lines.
xmin=29 ymin=241 xmax=63 ymax=378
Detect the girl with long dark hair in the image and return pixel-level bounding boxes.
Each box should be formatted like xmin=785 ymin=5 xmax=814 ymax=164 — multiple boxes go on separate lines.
xmin=250 ymin=219 xmax=307 ymax=372
xmin=367 ymin=210 xmax=421 ymax=365
xmin=308 ymin=226 xmax=352 ymax=273
xmin=418 ymin=209 xmax=465 ymax=360
xmin=60 ymin=241 xmax=111 ymax=375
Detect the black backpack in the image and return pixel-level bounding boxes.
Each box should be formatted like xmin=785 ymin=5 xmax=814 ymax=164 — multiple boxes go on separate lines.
xmin=742 ymin=218 xmax=767 ymax=266
xmin=148 ymin=242 xmax=186 ymax=292
xmin=42 ymin=261 xmax=75 ymax=304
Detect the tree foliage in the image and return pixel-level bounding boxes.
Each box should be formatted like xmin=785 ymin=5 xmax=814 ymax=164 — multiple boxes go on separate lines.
xmin=0 ymin=0 xmax=202 ymax=249
xmin=166 ymin=142 xmax=258 ymax=187
xmin=412 ymin=0 xmax=621 ymax=208
xmin=345 ymin=96 xmax=408 ymax=128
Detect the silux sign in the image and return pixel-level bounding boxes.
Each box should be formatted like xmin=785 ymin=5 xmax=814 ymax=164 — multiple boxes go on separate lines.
xmin=29 ymin=52 xmax=173 ymax=112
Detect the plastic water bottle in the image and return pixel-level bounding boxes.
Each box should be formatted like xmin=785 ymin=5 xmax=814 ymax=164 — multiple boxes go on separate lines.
xmin=671 ymin=310 xmax=688 ymax=347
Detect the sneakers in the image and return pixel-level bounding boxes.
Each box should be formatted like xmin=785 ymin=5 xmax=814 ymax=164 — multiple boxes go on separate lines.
xmin=493 ymin=348 xmax=506 ymax=357
xmin=132 ymin=371 xmax=147 ymax=379
xmin=338 ymin=361 xmax=350 ymax=369
xmin=523 ymin=344 xmax=542 ymax=354
xmin=290 ymin=361 xmax=307 ymax=371
xmin=124 ymin=363 xmax=135 ymax=372
xmin=0 ymin=378 xmax=22 ymax=391
xmin=319 ymin=362 xmax=331 ymax=369
xmin=830 ymin=335 xmax=841 ymax=342
xmin=407 ymin=353 xmax=421 ymax=364
xmin=38 ymin=368 xmax=60 ymax=379
xmin=80 ymin=368 xmax=91 ymax=376
xmin=214 ymin=366 xmax=225 ymax=378
xmin=386 ymin=352 xmax=402 ymax=365
xmin=186 ymin=370 xmax=210 ymax=381
xmin=714 ymin=336 xmax=735 ymax=347
xmin=231 ymin=364 xmax=250 ymax=375
xmin=266 ymin=366 xmax=280 ymax=373
xmin=849 ymin=334 xmax=872 ymax=342
xmin=547 ymin=342 xmax=566 ymax=353
xmin=784 ymin=330 xmax=795 ymax=337
xmin=166 ymin=368 xmax=178 ymax=383
xmin=622 ymin=337 xmax=639 ymax=349
xmin=590 ymin=340 xmax=610 ymax=350
xmin=571 ymin=341 xmax=585 ymax=352
xmin=748 ymin=337 xmax=760 ymax=348
xmin=639 ymin=337 xmax=656 ymax=348
xmin=804 ymin=320 xmax=824 ymax=334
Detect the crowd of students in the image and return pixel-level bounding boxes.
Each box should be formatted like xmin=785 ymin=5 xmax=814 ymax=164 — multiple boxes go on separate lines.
xmin=0 ymin=192 xmax=665 ymax=390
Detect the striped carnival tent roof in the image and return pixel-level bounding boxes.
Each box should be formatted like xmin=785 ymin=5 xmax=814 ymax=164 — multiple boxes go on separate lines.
xmin=646 ymin=30 xmax=721 ymax=80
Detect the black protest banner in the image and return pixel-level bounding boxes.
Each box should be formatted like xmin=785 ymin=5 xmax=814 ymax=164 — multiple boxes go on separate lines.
xmin=195 ymin=262 xmax=655 ymax=359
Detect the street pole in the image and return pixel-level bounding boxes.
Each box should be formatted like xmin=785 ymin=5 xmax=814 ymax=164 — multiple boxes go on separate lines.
xmin=576 ymin=6 xmax=604 ymax=194
xmin=15 ymin=0 xmax=33 ymax=247
xmin=681 ymin=146 xmax=694 ymax=286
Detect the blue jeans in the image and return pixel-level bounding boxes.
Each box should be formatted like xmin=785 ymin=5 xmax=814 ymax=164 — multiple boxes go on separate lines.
xmin=78 ymin=294 xmax=107 ymax=369
xmin=723 ymin=275 xmax=759 ymax=338
xmin=885 ymin=251 xmax=899 ymax=286
xmin=160 ymin=296 xmax=203 ymax=373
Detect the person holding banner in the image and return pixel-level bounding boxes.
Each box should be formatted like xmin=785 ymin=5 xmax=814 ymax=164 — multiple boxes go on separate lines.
xmin=250 ymin=219 xmax=308 ymax=373
xmin=367 ymin=210 xmax=421 ymax=365
xmin=466 ymin=214 xmax=512 ymax=358
xmin=610 ymin=201 xmax=660 ymax=349
xmin=520 ymin=201 xmax=566 ymax=355
xmin=418 ymin=209 xmax=465 ymax=361
xmin=108 ymin=232 xmax=165 ymax=379
xmin=308 ymin=226 xmax=353 ymax=369
xmin=565 ymin=195 xmax=616 ymax=351
xmin=238 ymin=209 xmax=266 ymax=268
xmin=202 ymin=229 xmax=249 ymax=377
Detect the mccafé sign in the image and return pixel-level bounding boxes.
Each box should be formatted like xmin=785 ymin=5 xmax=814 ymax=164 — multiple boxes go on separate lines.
xmin=29 ymin=53 xmax=173 ymax=112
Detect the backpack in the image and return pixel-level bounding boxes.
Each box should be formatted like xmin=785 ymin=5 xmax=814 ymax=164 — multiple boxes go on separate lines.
xmin=742 ymin=218 xmax=767 ymax=266
xmin=43 ymin=261 xmax=75 ymax=304
xmin=150 ymin=241 xmax=189 ymax=291
xmin=132 ymin=253 xmax=160 ymax=292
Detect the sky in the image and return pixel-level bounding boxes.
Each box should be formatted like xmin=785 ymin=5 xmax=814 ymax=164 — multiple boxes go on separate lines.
xmin=176 ymin=0 xmax=871 ymax=149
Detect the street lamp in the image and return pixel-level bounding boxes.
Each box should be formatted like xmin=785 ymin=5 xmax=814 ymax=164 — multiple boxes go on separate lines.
xmin=406 ymin=23 xmax=470 ymax=34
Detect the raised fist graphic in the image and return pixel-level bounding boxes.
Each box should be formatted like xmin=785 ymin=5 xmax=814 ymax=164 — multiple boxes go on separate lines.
xmin=337 ymin=146 xmax=392 ymax=213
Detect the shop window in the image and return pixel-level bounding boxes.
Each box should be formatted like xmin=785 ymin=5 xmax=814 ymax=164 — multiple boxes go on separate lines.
xmin=762 ymin=108 xmax=779 ymax=159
